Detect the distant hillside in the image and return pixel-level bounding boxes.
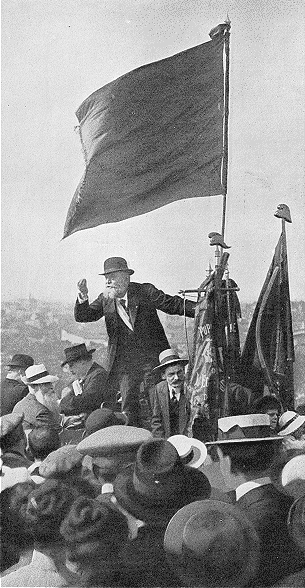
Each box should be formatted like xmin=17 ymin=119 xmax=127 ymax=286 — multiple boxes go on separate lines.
xmin=1 ymin=297 xmax=304 ymax=406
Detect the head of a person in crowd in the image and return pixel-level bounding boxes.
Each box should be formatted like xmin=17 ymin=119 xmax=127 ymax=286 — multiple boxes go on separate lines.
xmin=84 ymin=408 xmax=126 ymax=437
xmin=77 ymin=425 xmax=152 ymax=483
xmin=278 ymin=410 xmax=305 ymax=440
xmin=5 ymin=354 xmax=34 ymax=382
xmin=251 ymin=395 xmax=282 ymax=432
xmin=38 ymin=444 xmax=98 ymax=497
xmin=113 ymin=438 xmax=211 ymax=529
xmin=24 ymin=364 xmax=59 ymax=413
xmin=0 ymin=413 xmax=28 ymax=466
xmin=164 ymin=499 xmax=260 ymax=588
xmin=206 ymin=414 xmax=283 ymax=490
xmin=61 ymin=344 xmax=95 ymax=380
xmin=154 ymin=349 xmax=189 ymax=394
xmin=18 ymin=479 xmax=92 ymax=552
xmin=99 ymin=257 xmax=134 ymax=299
xmin=60 ymin=495 xmax=129 ymax=585
xmin=28 ymin=427 xmax=60 ymax=461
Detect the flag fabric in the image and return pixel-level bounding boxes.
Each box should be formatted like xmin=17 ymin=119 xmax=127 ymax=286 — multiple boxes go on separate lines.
xmin=64 ymin=33 xmax=225 ymax=238
xmin=186 ymin=255 xmax=229 ymax=441
xmin=240 ymin=230 xmax=295 ymax=409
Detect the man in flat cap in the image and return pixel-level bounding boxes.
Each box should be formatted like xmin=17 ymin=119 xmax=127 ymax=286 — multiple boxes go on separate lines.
xmin=75 ymin=256 xmax=196 ymax=426
xmin=1 ymin=353 xmax=34 ymax=416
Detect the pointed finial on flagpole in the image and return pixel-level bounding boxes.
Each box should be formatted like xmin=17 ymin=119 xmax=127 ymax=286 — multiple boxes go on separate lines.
xmin=274 ymin=203 xmax=292 ymax=223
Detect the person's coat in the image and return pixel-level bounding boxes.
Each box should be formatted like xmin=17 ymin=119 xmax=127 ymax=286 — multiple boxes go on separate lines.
xmin=13 ymin=393 xmax=61 ymax=432
xmin=74 ymin=282 xmax=195 ymax=374
xmin=59 ymin=361 xmax=108 ymax=415
xmin=1 ymin=549 xmax=67 ymax=587
xmin=236 ymin=484 xmax=305 ymax=586
xmin=151 ymin=380 xmax=190 ymax=439
xmin=1 ymin=379 xmax=29 ymax=416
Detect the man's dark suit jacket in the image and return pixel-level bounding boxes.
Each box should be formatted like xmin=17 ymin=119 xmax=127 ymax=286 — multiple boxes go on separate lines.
xmin=74 ymin=282 xmax=195 ymax=375
xmin=151 ymin=380 xmax=190 ymax=439
xmin=1 ymin=378 xmax=29 ymax=416
xmin=13 ymin=393 xmax=62 ymax=431
xmin=59 ymin=361 xmax=108 ymax=415
xmin=236 ymin=483 xmax=305 ymax=586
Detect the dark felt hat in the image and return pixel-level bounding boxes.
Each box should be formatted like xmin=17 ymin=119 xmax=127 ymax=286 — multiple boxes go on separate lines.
xmin=164 ymin=499 xmax=260 ymax=587
xmin=6 ymin=354 xmax=34 ymax=369
xmin=84 ymin=409 xmax=126 ymax=437
xmin=113 ymin=439 xmax=211 ymax=527
xmin=99 ymin=257 xmax=134 ymax=276
xmin=61 ymin=343 xmax=96 ymax=366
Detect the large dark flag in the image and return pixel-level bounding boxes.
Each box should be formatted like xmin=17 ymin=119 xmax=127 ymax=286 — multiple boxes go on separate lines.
xmin=240 ymin=230 xmax=295 ymax=409
xmin=64 ymin=32 xmax=225 ymax=238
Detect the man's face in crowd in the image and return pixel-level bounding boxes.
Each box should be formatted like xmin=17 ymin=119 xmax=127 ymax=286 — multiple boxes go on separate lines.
xmin=35 ymin=382 xmax=59 ymax=413
xmin=68 ymin=358 xmax=90 ymax=380
xmin=6 ymin=366 xmax=25 ymax=381
xmin=266 ymin=409 xmax=279 ymax=431
xmin=163 ymin=362 xmax=185 ymax=392
xmin=105 ymin=271 xmax=130 ymax=298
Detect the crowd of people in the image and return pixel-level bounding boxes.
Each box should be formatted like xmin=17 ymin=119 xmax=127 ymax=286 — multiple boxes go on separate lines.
xmin=1 ymin=256 xmax=305 ymax=586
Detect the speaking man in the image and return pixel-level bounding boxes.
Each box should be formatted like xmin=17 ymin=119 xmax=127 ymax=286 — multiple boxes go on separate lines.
xmin=75 ymin=256 xmax=195 ymax=426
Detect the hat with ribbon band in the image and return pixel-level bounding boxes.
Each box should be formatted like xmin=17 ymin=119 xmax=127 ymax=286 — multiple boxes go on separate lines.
xmin=153 ymin=349 xmax=189 ymax=373
xmin=61 ymin=344 xmax=96 ymax=367
xmin=278 ymin=411 xmax=305 ymax=436
xmin=23 ymin=364 xmax=59 ymax=385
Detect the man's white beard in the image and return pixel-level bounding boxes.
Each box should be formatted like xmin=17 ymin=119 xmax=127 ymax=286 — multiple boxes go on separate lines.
xmin=36 ymin=390 xmax=59 ymax=414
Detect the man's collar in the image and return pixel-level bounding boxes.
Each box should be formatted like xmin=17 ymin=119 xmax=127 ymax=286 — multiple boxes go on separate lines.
xmin=235 ymin=477 xmax=271 ymax=501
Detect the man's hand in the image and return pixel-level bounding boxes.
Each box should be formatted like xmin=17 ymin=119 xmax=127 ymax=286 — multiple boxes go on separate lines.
xmin=77 ymin=278 xmax=88 ymax=299
xmin=63 ymin=414 xmax=86 ymax=429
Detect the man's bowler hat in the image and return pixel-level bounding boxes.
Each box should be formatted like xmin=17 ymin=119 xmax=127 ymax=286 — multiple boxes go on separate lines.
xmin=99 ymin=257 xmax=134 ymax=276
xmin=61 ymin=344 xmax=96 ymax=366
xmin=6 ymin=354 xmax=34 ymax=369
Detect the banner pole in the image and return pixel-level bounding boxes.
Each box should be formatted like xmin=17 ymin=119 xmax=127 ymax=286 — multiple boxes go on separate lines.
xmin=221 ymin=20 xmax=231 ymax=239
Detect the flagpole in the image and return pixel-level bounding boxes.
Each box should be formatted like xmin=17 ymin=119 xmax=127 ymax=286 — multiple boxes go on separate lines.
xmin=221 ymin=20 xmax=231 ymax=239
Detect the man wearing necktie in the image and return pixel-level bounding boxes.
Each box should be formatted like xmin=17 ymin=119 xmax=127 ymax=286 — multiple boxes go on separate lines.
xmin=151 ymin=349 xmax=191 ymax=439
xmin=75 ymin=257 xmax=195 ymax=427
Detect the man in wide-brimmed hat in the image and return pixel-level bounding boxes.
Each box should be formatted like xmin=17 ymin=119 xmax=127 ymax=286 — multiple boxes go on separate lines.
xmin=206 ymin=414 xmax=303 ymax=585
xmin=75 ymin=256 xmax=196 ymax=426
xmin=1 ymin=353 xmax=34 ymax=416
xmin=113 ymin=438 xmax=211 ymax=586
xmin=59 ymin=343 xmax=108 ymax=416
xmin=151 ymin=349 xmax=190 ymax=439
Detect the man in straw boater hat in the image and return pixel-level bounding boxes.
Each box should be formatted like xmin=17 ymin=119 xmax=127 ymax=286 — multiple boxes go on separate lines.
xmin=59 ymin=343 xmax=108 ymax=416
xmin=1 ymin=353 xmax=34 ymax=416
xmin=206 ymin=414 xmax=303 ymax=586
xmin=75 ymin=256 xmax=196 ymax=426
xmin=151 ymin=348 xmax=190 ymax=439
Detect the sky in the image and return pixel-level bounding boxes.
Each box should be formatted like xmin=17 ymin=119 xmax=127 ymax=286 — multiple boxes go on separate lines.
xmin=2 ymin=0 xmax=305 ymax=304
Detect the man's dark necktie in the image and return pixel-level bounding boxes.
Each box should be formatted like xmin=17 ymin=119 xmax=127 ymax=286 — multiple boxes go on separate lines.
xmin=120 ymin=299 xmax=128 ymax=312
xmin=171 ymin=390 xmax=178 ymax=406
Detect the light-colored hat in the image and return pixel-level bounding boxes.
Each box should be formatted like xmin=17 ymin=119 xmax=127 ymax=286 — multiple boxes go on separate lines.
xmin=164 ymin=499 xmax=260 ymax=587
xmin=0 ymin=465 xmax=31 ymax=492
xmin=23 ymin=364 xmax=59 ymax=385
xmin=168 ymin=435 xmax=207 ymax=469
xmin=153 ymin=349 xmax=189 ymax=372
xmin=281 ymin=455 xmax=305 ymax=499
xmin=278 ymin=411 xmax=305 ymax=436
xmin=77 ymin=425 xmax=152 ymax=457
xmin=206 ymin=414 xmax=284 ymax=445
